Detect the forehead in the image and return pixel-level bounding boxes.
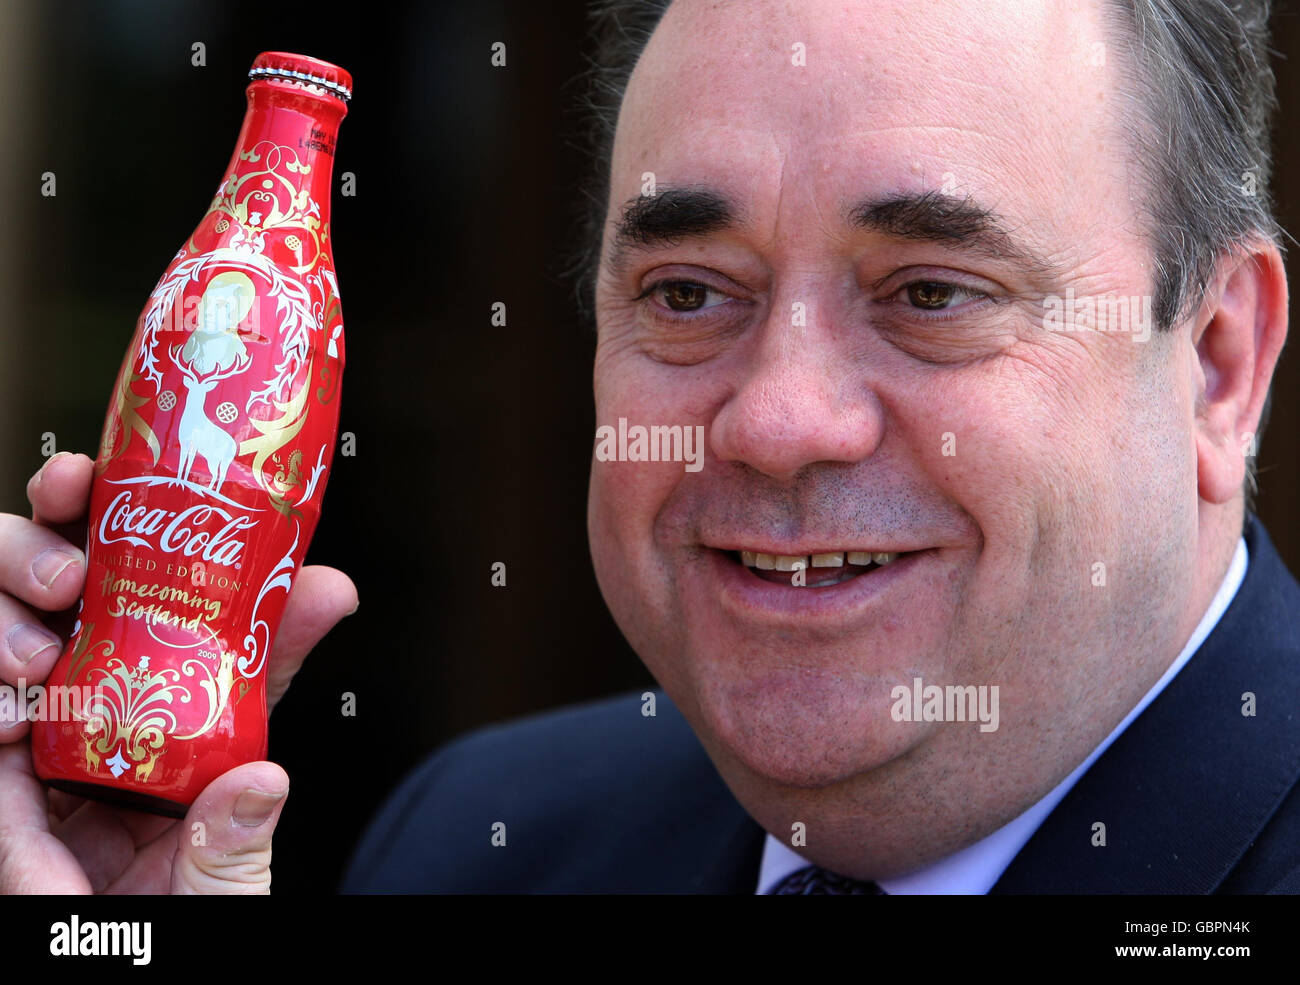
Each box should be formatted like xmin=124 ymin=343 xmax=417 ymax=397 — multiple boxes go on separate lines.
xmin=612 ymin=0 xmax=1128 ymax=245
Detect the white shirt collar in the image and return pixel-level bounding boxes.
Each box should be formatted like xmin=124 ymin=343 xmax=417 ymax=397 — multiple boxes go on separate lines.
xmin=757 ymin=535 xmax=1250 ymax=894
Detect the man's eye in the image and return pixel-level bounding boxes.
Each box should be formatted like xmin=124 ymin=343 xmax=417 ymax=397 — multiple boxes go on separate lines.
xmin=904 ymin=280 xmax=982 ymax=310
xmin=642 ymin=280 xmax=725 ymax=313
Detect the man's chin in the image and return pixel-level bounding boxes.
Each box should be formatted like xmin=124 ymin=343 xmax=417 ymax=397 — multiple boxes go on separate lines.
xmin=689 ymin=674 xmax=928 ymax=790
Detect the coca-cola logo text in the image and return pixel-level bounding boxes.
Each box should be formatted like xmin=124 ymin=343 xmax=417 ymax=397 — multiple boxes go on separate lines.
xmin=97 ymin=490 xmax=256 ymax=566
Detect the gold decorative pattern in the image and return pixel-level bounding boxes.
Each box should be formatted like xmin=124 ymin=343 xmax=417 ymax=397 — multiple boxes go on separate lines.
xmin=239 ymin=381 xmax=310 ymax=518
xmin=64 ymin=624 xmax=114 ymax=688
xmin=198 ymin=140 xmax=327 ymax=275
xmin=79 ymin=650 xmax=237 ymax=782
xmin=98 ymin=369 xmax=161 ymax=475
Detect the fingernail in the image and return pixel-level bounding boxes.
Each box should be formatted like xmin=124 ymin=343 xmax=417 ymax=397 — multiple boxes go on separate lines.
xmin=35 ymin=451 xmax=72 ymax=483
xmin=347 ymin=600 xmax=359 ymax=616
xmin=232 ymin=787 xmax=286 ymax=827
xmin=32 ymin=548 xmax=79 ymax=589
xmin=6 ymin=623 xmax=61 ymax=666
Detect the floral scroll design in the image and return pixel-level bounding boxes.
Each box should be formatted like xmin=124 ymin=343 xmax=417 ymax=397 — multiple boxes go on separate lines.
xmin=80 ymin=650 xmax=236 ymax=783
xmin=239 ymin=519 xmax=299 ymax=682
xmin=202 ymin=140 xmax=326 ymax=275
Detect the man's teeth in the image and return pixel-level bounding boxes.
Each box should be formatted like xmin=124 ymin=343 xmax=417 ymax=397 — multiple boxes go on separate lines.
xmin=738 ymin=550 xmax=899 ymax=569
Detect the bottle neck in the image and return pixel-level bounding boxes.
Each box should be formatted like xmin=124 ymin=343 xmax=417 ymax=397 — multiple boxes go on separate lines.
xmin=200 ymin=81 xmax=346 ymax=271
xmin=236 ymin=82 xmax=345 ymax=208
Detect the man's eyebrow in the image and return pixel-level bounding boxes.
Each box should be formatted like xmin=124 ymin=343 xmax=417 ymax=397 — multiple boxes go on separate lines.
xmin=606 ymin=186 xmax=739 ymax=274
xmin=604 ymin=185 xmax=1056 ymax=277
xmin=848 ymin=190 xmax=1056 ymax=273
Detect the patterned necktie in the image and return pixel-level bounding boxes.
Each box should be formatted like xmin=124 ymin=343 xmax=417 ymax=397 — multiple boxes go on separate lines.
xmin=770 ymin=864 xmax=887 ymax=894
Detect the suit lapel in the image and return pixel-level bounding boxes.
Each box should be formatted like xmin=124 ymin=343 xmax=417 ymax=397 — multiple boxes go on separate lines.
xmin=991 ymin=518 xmax=1300 ymax=893
xmin=694 ymin=808 xmax=767 ymax=893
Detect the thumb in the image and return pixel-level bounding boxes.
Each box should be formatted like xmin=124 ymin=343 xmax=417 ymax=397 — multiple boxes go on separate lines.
xmin=171 ymin=762 xmax=289 ymax=894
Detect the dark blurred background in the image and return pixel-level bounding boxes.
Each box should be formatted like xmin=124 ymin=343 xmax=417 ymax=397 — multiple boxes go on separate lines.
xmin=0 ymin=0 xmax=1296 ymax=895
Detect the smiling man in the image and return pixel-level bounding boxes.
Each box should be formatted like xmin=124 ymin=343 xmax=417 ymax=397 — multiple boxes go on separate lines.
xmin=338 ymin=0 xmax=1300 ymax=894
xmin=580 ymin=0 xmax=1293 ymax=884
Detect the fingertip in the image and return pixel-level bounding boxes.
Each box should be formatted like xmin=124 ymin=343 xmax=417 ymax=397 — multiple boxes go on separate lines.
xmin=221 ymin=764 xmax=289 ymax=833
xmin=23 ymin=546 xmax=87 ymax=615
xmin=0 ymin=618 xmax=65 ymax=686
xmin=186 ymin=762 xmax=289 ymax=835
xmin=28 ymin=453 xmax=95 ymax=524
xmin=297 ymin=564 xmax=359 ymax=620
xmin=30 ymin=451 xmax=89 ymax=487
xmin=232 ymin=787 xmax=288 ymax=828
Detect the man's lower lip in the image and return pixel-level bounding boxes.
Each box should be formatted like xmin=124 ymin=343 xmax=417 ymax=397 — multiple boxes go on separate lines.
xmin=700 ymin=547 xmax=929 ymax=625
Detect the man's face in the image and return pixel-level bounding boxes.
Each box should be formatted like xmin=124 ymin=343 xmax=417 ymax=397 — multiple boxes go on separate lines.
xmin=589 ymin=0 xmax=1205 ymax=840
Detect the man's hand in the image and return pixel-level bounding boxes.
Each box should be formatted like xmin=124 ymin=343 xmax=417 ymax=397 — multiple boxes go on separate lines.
xmin=0 ymin=452 xmax=357 ymax=893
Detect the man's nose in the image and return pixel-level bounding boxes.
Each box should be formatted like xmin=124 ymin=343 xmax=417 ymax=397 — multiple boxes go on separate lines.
xmin=709 ymin=300 xmax=884 ymax=480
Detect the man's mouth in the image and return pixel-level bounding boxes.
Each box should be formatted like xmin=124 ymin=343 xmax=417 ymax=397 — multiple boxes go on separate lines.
xmin=694 ymin=542 xmax=934 ymax=626
xmin=727 ymin=548 xmax=912 ymax=587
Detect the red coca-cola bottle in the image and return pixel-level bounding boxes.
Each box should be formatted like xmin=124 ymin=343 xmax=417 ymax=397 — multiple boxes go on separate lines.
xmin=30 ymin=52 xmax=351 ymax=816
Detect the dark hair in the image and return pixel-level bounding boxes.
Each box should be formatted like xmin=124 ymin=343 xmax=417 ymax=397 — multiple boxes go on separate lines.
xmin=1114 ymin=0 xmax=1281 ymax=331
xmin=566 ymin=0 xmax=672 ymax=324
xmin=569 ymin=0 xmax=1282 ymax=498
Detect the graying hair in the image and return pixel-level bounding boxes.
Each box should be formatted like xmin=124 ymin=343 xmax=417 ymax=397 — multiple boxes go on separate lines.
xmin=1110 ymin=0 xmax=1281 ymax=509
xmin=567 ymin=0 xmax=1282 ymax=506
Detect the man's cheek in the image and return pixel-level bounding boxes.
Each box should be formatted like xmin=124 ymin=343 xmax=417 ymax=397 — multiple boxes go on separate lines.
xmin=592 ymin=374 xmax=710 ymax=495
xmin=587 ymin=457 xmax=690 ymax=663
xmin=916 ymin=357 xmax=1099 ymax=501
xmin=589 ymin=449 xmax=684 ymax=571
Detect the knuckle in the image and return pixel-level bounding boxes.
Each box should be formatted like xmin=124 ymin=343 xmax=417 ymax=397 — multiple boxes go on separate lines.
xmin=186 ymin=851 xmax=273 ymax=893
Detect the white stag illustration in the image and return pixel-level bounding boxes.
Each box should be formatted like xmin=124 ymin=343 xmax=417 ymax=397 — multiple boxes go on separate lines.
xmin=171 ymin=271 xmax=256 ymax=492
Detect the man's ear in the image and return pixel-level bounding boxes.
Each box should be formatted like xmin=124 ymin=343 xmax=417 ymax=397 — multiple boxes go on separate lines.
xmin=1193 ymin=240 xmax=1288 ymax=506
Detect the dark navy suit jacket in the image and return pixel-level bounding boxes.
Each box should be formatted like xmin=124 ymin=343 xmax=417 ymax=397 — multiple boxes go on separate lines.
xmin=341 ymin=517 xmax=1300 ymax=893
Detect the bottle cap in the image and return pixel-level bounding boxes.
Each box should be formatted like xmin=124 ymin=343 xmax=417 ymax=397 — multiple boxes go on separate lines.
xmin=248 ymin=52 xmax=352 ymax=103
